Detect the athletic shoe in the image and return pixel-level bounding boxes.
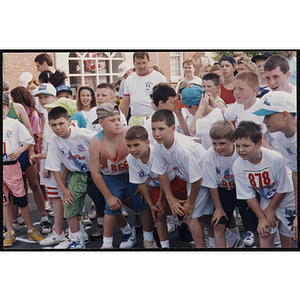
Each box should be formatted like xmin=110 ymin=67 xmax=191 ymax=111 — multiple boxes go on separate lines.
xmin=119 ymin=228 xmax=136 ymax=249
xmin=40 ymin=220 xmax=52 ymax=234
xmin=228 ymin=237 xmax=245 ymax=248
xmin=44 ymin=200 xmax=53 ymax=212
xmin=166 ymin=215 xmax=176 ymax=233
xmin=12 ymin=223 xmax=20 ymax=236
xmin=243 ymin=231 xmax=255 ymax=247
xmin=28 ymin=227 xmax=45 ymax=243
xmin=101 ymin=243 xmax=113 ymax=249
xmin=88 ymin=205 xmax=97 ymax=220
xmin=83 ymin=228 xmax=89 ymax=244
xmin=81 ymin=213 xmax=92 ymax=226
xmin=133 ymin=212 xmax=142 ymax=229
xmin=3 ymin=231 xmax=16 ymax=247
xmin=178 ymin=223 xmax=193 ymax=242
xmin=121 ymin=206 xmax=129 ymax=218
xmin=48 ymin=211 xmax=54 ymax=217
xmin=90 ymin=224 xmax=103 ymax=241
xmin=67 ymin=239 xmax=85 ymax=249
xmin=17 ymin=215 xmax=25 ymax=228
xmin=39 ymin=230 xmax=65 ymax=246
xmin=143 ymin=237 xmax=158 ymax=248
xmin=54 ymin=237 xmax=72 ymax=249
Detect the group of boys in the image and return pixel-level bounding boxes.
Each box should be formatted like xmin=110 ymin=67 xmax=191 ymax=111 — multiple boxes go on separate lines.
xmin=3 ymin=51 xmax=297 ymax=249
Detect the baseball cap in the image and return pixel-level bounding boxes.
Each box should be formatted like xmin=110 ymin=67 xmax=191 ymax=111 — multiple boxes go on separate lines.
xmin=92 ymin=102 xmax=120 ymax=124
xmin=118 ymin=62 xmax=132 ymax=78
xmin=44 ymin=98 xmax=77 ymax=116
xmin=219 ymin=55 xmax=236 ymax=66
xmin=181 ymin=85 xmax=205 ymax=106
xmin=252 ymin=91 xmax=296 ymax=116
xmin=19 ymin=72 xmax=33 ymax=87
xmin=251 ymin=51 xmax=272 ymax=64
xmin=34 ymin=83 xmax=56 ymax=96
xmin=56 ymin=84 xmax=72 ymax=95
xmin=3 ymin=93 xmax=9 ymax=105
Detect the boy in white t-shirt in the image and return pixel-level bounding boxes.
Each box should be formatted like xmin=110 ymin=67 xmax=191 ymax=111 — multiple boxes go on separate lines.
xmin=151 ymin=109 xmax=214 ymax=248
xmin=232 ymin=121 xmax=296 ymax=248
xmin=182 ymin=84 xmax=224 ymax=150
xmin=125 ymin=125 xmax=187 ymax=248
xmin=253 ymin=90 xmax=297 ymax=241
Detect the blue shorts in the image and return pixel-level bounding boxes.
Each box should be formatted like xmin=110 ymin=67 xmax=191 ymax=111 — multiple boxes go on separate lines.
xmin=102 ymin=173 xmax=149 ymax=215
xmin=17 ymin=149 xmax=34 ymax=172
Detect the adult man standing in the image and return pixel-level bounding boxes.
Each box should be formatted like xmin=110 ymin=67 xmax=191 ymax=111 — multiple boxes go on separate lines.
xmin=282 ymin=51 xmax=297 ymax=86
xmin=120 ymin=52 xmax=167 ymax=125
xmin=34 ymin=53 xmax=56 ymax=73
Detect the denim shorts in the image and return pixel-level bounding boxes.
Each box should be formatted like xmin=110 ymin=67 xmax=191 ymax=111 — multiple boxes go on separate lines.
xmin=102 ymin=173 xmax=149 ymax=215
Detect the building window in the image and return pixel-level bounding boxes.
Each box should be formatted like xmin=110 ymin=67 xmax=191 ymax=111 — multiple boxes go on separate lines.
xmin=170 ymin=52 xmax=183 ymax=83
xmin=68 ymin=52 xmax=124 ymax=94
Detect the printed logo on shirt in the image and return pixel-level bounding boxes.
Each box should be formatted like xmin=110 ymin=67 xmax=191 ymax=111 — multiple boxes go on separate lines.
xmin=145 ymin=81 xmax=154 ymax=91
xmin=67 ymin=149 xmax=88 ymax=172
xmin=138 ymin=170 xmax=145 ymax=178
xmin=285 ymin=147 xmax=295 ymax=155
xmin=4 ymin=130 xmax=12 ymax=139
xmin=77 ymin=144 xmax=86 ymax=153
xmin=173 ymin=167 xmax=186 ymax=181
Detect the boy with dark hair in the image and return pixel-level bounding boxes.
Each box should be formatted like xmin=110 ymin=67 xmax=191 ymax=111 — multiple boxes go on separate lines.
xmin=126 ymin=125 xmax=187 ymax=248
xmin=202 ymin=120 xmax=258 ymax=248
xmin=151 ymin=109 xmax=214 ymax=248
xmin=45 ymin=106 xmax=106 ymax=249
xmin=232 ymin=121 xmax=295 ymax=248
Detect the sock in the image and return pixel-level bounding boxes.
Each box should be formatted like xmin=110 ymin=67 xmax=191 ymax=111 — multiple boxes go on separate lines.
xmin=208 ymin=237 xmax=216 ymax=248
xmin=103 ymin=236 xmax=113 ymax=247
xmin=143 ymin=231 xmax=153 ymax=241
xmin=229 ymin=227 xmax=240 ymax=238
xmin=121 ymin=223 xmax=132 ymax=235
xmin=160 ymin=240 xmax=170 ymax=248
xmin=97 ymin=217 xmax=104 ymax=226
xmin=82 ymin=206 xmax=86 ymax=213
xmin=12 ymin=220 xmax=17 ymax=225
xmin=27 ymin=228 xmax=34 ymax=233
xmin=11 ymin=230 xmax=15 ymax=235
xmin=79 ymin=220 xmax=86 ymax=237
xmin=40 ymin=213 xmax=49 ymax=222
xmin=225 ymin=228 xmax=238 ymax=246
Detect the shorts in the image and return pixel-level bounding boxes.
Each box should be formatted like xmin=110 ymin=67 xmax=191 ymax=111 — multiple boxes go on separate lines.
xmin=260 ymin=197 xmax=296 ymax=238
xmin=150 ymin=176 xmax=187 ymax=205
xmin=128 ymin=115 xmax=145 ymax=126
xmin=217 ymin=187 xmax=258 ymax=232
xmin=102 ymin=173 xmax=149 ymax=215
xmin=46 ymin=186 xmax=63 ymax=200
xmin=17 ymin=149 xmax=33 ymax=172
xmin=64 ymin=171 xmax=105 ymax=219
xmin=3 ymin=161 xmax=28 ymax=207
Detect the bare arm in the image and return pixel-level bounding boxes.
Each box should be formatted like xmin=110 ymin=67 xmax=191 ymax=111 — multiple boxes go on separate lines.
xmin=120 ymin=95 xmax=130 ymax=118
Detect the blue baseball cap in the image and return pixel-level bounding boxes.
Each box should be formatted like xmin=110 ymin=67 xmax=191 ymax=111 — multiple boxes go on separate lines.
xmin=181 ymin=85 xmax=205 ymax=106
xmin=56 ymin=84 xmax=72 ymax=95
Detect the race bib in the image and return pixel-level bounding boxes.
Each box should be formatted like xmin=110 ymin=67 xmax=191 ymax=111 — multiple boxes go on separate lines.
xmin=244 ymin=167 xmax=274 ymax=189
xmin=107 ymin=157 xmax=129 ymax=175
xmin=221 ymin=178 xmax=235 ymax=190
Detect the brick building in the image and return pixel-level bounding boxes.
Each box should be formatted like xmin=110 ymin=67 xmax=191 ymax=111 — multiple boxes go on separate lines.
xmin=2 ymin=51 xmax=213 ymax=94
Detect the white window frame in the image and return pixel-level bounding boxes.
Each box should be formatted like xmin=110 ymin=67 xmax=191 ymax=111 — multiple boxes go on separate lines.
xmin=170 ymin=52 xmax=183 ymax=83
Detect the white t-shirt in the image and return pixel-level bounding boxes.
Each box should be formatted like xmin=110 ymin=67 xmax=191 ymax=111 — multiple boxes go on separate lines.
xmin=175 ymin=76 xmax=202 ymax=92
xmin=80 ymin=110 xmax=90 ymax=121
xmin=85 ymin=106 xmax=127 ymax=132
xmin=202 ymin=146 xmax=239 ymax=190
xmin=274 ymin=131 xmax=297 ymax=172
xmin=194 ymin=108 xmax=224 ymax=150
xmin=3 ymin=117 xmax=35 ymax=162
xmin=232 ymin=147 xmax=294 ymax=209
xmin=127 ymin=144 xmax=175 ymax=187
xmin=45 ymin=127 xmax=96 ymax=172
xmin=124 ymin=70 xmax=167 ymax=117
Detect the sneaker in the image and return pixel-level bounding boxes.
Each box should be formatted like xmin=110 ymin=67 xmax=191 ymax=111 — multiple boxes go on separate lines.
xmin=48 ymin=211 xmax=54 ymax=217
xmin=39 ymin=230 xmax=65 ymax=246
xmin=101 ymin=243 xmax=114 ymax=249
xmin=143 ymin=237 xmax=158 ymax=248
xmin=228 ymin=238 xmax=245 ymax=248
xmin=17 ymin=215 xmax=25 ymax=228
xmin=121 ymin=206 xmax=129 ymax=218
xmin=28 ymin=228 xmax=45 ymax=244
xmin=40 ymin=220 xmax=52 ymax=234
xmin=3 ymin=231 xmax=16 ymax=247
xmin=54 ymin=237 xmax=72 ymax=249
xmin=90 ymin=224 xmax=103 ymax=241
xmin=166 ymin=215 xmax=176 ymax=233
xmin=120 ymin=228 xmax=136 ymax=249
xmin=83 ymin=228 xmax=89 ymax=244
xmin=67 ymin=239 xmax=85 ymax=249
xmin=12 ymin=223 xmax=21 ymax=236
xmin=133 ymin=212 xmax=142 ymax=230
xmin=88 ymin=205 xmax=97 ymax=220
xmin=243 ymin=231 xmax=255 ymax=247
xmin=178 ymin=223 xmax=193 ymax=242
xmin=44 ymin=200 xmax=53 ymax=212
xmin=81 ymin=213 xmax=92 ymax=226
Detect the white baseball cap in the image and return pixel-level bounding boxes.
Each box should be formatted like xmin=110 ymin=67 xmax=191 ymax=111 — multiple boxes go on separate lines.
xmin=118 ymin=62 xmax=132 ymax=78
xmin=19 ymin=72 xmax=33 ymax=87
xmin=34 ymin=83 xmax=56 ymax=96
xmin=253 ymin=91 xmax=296 ymax=116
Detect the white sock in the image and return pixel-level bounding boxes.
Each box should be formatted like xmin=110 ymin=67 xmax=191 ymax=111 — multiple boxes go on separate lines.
xmin=121 ymin=223 xmax=132 ymax=235
xmin=143 ymin=231 xmax=153 ymax=241
xmin=79 ymin=220 xmax=86 ymax=237
xmin=97 ymin=217 xmax=104 ymax=226
xmin=103 ymin=236 xmax=113 ymax=247
xmin=208 ymin=237 xmax=216 ymax=248
xmin=160 ymin=240 xmax=170 ymax=248
xmin=225 ymin=228 xmax=238 ymax=246
xmin=40 ymin=215 xmax=49 ymax=222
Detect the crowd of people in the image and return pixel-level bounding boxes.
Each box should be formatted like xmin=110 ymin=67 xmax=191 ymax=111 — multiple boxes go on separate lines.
xmin=2 ymin=51 xmax=297 ymax=249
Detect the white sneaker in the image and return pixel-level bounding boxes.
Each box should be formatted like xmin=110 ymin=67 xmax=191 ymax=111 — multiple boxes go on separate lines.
xmin=54 ymin=237 xmax=72 ymax=249
xmin=67 ymin=239 xmax=85 ymax=249
xmin=101 ymin=243 xmax=114 ymax=249
xmin=40 ymin=230 xmax=65 ymax=246
xmin=45 ymin=200 xmax=53 ymax=212
xmin=119 ymin=228 xmax=136 ymax=249
xmin=143 ymin=237 xmax=158 ymax=248
xmin=121 ymin=206 xmax=129 ymax=218
xmin=166 ymin=215 xmax=176 ymax=233
xmin=81 ymin=213 xmax=92 ymax=226
xmin=243 ymin=231 xmax=255 ymax=247
xmin=227 ymin=237 xmax=245 ymax=248
xmin=88 ymin=205 xmax=97 ymax=220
